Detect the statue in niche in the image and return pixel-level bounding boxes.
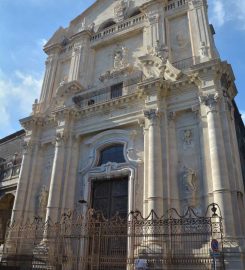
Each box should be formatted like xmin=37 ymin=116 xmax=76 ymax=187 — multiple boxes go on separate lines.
xmin=38 ymin=185 xmax=49 ymax=219
xmin=182 ymin=167 xmax=198 ymax=193
xmin=113 ymin=46 xmax=128 ymax=70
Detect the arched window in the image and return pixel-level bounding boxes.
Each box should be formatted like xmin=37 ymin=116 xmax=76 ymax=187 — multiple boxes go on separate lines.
xmin=98 ymin=19 xmax=116 ymax=32
xmin=98 ymin=144 xmax=125 ymax=165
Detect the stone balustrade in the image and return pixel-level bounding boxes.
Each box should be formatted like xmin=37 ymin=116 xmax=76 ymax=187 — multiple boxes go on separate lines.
xmin=164 ymin=0 xmax=188 ymax=13
xmin=0 ymin=160 xmax=22 ymax=182
xmin=91 ymin=14 xmax=146 ymax=44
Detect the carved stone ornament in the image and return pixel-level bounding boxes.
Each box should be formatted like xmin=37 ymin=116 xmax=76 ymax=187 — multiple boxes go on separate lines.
xmin=38 ymin=185 xmax=49 ymax=211
xmin=188 ymin=0 xmax=204 ymax=9
xmin=55 ymin=131 xmax=68 ymax=145
xmin=154 ymin=41 xmax=169 ymax=62
xmin=138 ymin=54 xmax=164 ymax=79
xmin=77 ymin=18 xmax=95 ymax=33
xmin=144 ymin=109 xmax=159 ymax=125
xmin=199 ymin=92 xmax=220 ymax=113
xmin=22 ymin=140 xmax=34 ymax=154
xmin=199 ymin=41 xmax=209 ymax=60
xmin=114 ymin=0 xmax=127 ymax=22
xmin=113 ymin=45 xmax=129 ymax=70
xmin=183 ymin=129 xmax=193 ymax=148
xmin=101 ymin=162 xmax=119 ymax=176
xmin=99 ymin=45 xmax=132 ymax=82
xmin=182 ymin=166 xmax=198 ymax=193
xmin=167 ymin=111 xmax=176 ymax=122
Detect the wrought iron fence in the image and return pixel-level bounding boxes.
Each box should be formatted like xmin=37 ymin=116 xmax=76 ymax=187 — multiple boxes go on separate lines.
xmin=1 ymin=204 xmax=224 ymax=270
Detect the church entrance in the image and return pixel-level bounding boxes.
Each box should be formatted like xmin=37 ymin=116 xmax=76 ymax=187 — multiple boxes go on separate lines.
xmin=92 ymin=176 xmax=128 ymax=218
xmin=90 ymin=176 xmax=129 ymax=270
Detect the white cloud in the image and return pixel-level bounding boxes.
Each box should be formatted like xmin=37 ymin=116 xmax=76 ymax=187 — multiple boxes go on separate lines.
xmin=241 ymin=112 xmax=245 ymax=124
xmin=37 ymin=38 xmax=48 ymax=48
xmin=0 ymin=70 xmax=43 ymax=138
xmin=209 ymin=0 xmax=245 ymax=29
xmin=211 ymin=0 xmax=226 ymax=27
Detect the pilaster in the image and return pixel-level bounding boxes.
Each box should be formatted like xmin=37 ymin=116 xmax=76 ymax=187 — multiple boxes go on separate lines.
xmin=39 ymin=53 xmax=59 ymax=109
xmin=187 ymin=0 xmax=215 ymax=62
xmin=142 ymin=1 xmax=166 ymax=50
xmin=68 ymin=44 xmax=82 ymax=82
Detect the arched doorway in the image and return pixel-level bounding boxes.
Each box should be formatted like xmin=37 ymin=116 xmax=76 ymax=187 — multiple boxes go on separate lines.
xmin=0 ymin=194 xmax=15 ymax=245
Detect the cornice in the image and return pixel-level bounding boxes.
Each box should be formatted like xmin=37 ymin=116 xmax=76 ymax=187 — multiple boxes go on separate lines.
xmin=20 ymin=116 xmax=44 ymax=131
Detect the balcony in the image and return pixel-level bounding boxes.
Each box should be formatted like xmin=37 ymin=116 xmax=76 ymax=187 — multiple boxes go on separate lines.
xmin=73 ymin=72 xmax=144 ymax=109
xmin=90 ymin=14 xmax=146 ymax=46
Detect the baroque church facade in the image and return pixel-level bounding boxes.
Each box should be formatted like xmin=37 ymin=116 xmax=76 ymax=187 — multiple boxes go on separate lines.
xmin=0 ymin=0 xmax=245 ymax=269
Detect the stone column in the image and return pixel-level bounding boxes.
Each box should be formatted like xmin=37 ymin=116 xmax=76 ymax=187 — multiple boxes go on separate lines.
xmin=144 ymin=109 xmax=163 ymax=216
xmin=62 ymin=136 xmax=80 ymax=211
xmin=45 ymin=132 xmax=66 ymax=224
xmin=199 ymin=92 xmax=235 ymax=236
xmin=11 ymin=140 xmax=38 ymax=222
xmin=68 ymin=44 xmax=82 ymax=82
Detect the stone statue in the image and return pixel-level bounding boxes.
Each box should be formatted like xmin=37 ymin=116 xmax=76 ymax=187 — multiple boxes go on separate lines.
xmin=113 ymin=46 xmax=128 ymax=70
xmin=182 ymin=167 xmax=197 ymax=192
xmin=183 ymin=129 xmax=193 ymax=146
xmin=114 ymin=0 xmax=127 ymax=21
xmin=38 ymin=185 xmax=49 ymax=218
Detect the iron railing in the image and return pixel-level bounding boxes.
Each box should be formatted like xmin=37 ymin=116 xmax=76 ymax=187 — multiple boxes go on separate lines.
xmin=172 ymin=57 xmax=195 ymax=70
xmin=72 ymin=71 xmax=144 ymax=109
xmin=1 ymin=204 xmax=224 ymax=270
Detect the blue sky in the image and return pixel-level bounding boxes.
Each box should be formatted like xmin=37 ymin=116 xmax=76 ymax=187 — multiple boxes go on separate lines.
xmin=0 ymin=0 xmax=244 ymax=139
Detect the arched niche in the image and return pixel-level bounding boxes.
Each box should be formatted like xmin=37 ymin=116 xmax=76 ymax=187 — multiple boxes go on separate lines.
xmin=97 ymin=19 xmax=117 ymax=32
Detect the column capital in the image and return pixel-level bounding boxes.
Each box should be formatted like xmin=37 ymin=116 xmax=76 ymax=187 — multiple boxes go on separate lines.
xmin=22 ymin=139 xmax=40 ymax=154
xmin=54 ymin=131 xmax=69 ymax=147
xmin=188 ymin=0 xmax=207 ymax=9
xmin=144 ymin=109 xmax=159 ymax=126
xmin=199 ymin=92 xmax=220 ymax=114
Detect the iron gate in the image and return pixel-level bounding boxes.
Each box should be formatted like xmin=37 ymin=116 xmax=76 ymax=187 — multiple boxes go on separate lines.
xmin=1 ymin=204 xmax=224 ymax=269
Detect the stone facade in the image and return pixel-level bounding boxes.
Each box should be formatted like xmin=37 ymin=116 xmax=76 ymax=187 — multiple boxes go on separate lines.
xmin=1 ymin=0 xmax=245 ymax=268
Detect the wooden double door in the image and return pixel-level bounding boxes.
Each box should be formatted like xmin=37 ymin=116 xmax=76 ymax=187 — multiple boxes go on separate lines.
xmin=92 ymin=176 xmax=128 ymax=218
